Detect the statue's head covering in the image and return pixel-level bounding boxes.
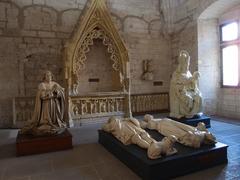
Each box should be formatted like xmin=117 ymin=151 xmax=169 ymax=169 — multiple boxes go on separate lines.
xmin=176 ymin=50 xmax=190 ymax=73
xmin=42 ymin=70 xmax=54 ymax=81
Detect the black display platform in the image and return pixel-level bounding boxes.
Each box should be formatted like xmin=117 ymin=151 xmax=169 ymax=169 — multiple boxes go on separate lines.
xmin=98 ymin=129 xmax=228 ymax=180
xmin=169 ymin=115 xmax=211 ymax=128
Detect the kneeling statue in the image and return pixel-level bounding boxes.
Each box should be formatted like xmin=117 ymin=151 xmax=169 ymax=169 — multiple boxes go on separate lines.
xmin=20 ymin=71 xmax=66 ymax=136
xmin=102 ymin=116 xmax=177 ymax=159
xmin=141 ymin=115 xmax=216 ymax=148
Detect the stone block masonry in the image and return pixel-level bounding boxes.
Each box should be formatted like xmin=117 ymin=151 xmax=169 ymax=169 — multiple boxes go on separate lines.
xmin=2 ymin=0 xmax=236 ymax=126
xmin=0 ymin=0 xmax=172 ymax=127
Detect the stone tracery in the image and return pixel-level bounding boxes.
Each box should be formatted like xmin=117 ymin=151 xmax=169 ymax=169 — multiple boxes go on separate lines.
xmin=65 ymin=0 xmax=129 ymax=92
xmin=65 ymin=0 xmax=132 ymax=122
xmin=73 ymin=28 xmax=121 ymax=74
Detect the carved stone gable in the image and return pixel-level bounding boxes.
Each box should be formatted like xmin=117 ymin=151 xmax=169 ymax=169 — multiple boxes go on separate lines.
xmin=64 ymin=0 xmax=132 ymax=121
xmin=65 ymin=0 xmax=129 ymax=90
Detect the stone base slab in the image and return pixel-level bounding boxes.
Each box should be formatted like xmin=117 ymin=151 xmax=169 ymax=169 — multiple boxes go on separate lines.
xmin=169 ymin=115 xmax=211 ymax=128
xmin=16 ymin=129 xmax=73 ymax=156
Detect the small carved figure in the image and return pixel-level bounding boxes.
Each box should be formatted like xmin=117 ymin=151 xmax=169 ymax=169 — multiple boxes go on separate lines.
xmin=148 ymin=135 xmax=177 ymax=159
xmin=170 ymin=50 xmax=202 ymax=119
xmin=141 ymin=114 xmax=216 ymax=148
xmin=100 ymin=100 xmax=107 ymax=113
xmin=102 ymin=116 xmax=177 ymax=159
xmin=142 ymin=59 xmax=154 ymax=81
xmin=81 ymin=100 xmax=88 ymax=114
xmin=90 ymin=100 xmax=98 ymax=114
xmin=72 ymin=84 xmax=78 ymax=96
xmin=20 ymin=71 xmax=66 ymax=136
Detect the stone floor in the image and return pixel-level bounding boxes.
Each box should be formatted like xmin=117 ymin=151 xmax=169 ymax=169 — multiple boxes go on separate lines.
xmin=0 ymin=115 xmax=240 ymax=180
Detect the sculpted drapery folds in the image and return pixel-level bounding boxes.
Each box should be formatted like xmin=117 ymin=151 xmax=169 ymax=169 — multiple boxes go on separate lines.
xmin=141 ymin=115 xmax=216 ymax=148
xmin=102 ymin=116 xmax=177 ymax=159
xmin=20 ymin=71 xmax=66 ymax=136
xmin=170 ymin=50 xmax=202 ymax=119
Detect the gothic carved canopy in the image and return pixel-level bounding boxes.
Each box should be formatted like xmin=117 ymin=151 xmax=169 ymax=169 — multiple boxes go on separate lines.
xmin=65 ymin=0 xmax=129 ymax=91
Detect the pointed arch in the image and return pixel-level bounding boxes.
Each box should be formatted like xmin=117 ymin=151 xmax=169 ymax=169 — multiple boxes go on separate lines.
xmin=65 ymin=0 xmax=129 ymax=91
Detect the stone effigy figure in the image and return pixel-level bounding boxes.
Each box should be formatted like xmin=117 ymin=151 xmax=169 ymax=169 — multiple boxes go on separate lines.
xmin=141 ymin=115 xmax=216 ymax=148
xmin=102 ymin=116 xmax=177 ymax=159
xmin=170 ymin=50 xmax=202 ymax=119
xmin=20 ymin=71 xmax=66 ymax=136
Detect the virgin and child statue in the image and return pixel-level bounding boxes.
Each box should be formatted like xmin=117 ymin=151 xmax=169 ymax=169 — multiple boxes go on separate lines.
xmin=170 ymin=50 xmax=202 ymax=119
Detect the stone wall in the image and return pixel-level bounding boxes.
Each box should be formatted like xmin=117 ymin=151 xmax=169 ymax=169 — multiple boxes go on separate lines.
xmin=198 ymin=1 xmax=240 ymax=118
xmin=2 ymin=0 xmax=240 ymax=126
xmin=77 ymin=39 xmax=121 ymax=93
xmin=217 ymin=6 xmax=240 ymax=119
xmin=198 ymin=18 xmax=219 ymax=115
xmin=0 ymin=0 xmax=171 ymax=127
xmin=169 ymin=0 xmax=240 ymax=119
xmin=166 ymin=0 xmax=218 ymax=116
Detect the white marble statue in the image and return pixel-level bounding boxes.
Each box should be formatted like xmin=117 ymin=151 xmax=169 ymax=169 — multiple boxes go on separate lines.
xmin=20 ymin=70 xmax=66 ymax=136
xmin=170 ymin=50 xmax=202 ymax=119
xmin=141 ymin=114 xmax=216 ymax=148
xmin=102 ymin=116 xmax=177 ymax=159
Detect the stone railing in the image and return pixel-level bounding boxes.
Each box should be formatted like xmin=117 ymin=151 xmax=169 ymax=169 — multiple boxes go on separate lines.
xmin=131 ymin=92 xmax=169 ymax=115
xmin=12 ymin=92 xmax=169 ymax=127
xmin=70 ymin=94 xmax=125 ymax=119
xmin=13 ymin=96 xmax=35 ymax=128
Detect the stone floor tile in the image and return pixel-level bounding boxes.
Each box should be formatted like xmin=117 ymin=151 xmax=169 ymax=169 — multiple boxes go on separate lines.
xmin=224 ymin=164 xmax=240 ymax=177
xmin=93 ymin=160 xmax=140 ymax=180
xmin=174 ymin=164 xmax=233 ymax=180
xmin=229 ymin=176 xmax=240 ymax=180
xmin=51 ymin=151 xmax=92 ymax=170
xmin=3 ymin=176 xmax=31 ymax=180
xmin=2 ymin=158 xmax=53 ymax=179
xmin=0 ymin=117 xmax=240 ymax=180
xmin=30 ymin=165 xmax=100 ymax=180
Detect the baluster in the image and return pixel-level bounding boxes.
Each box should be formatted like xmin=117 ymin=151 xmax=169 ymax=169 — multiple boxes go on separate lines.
xmin=107 ymin=98 xmax=110 ymax=112
xmin=90 ymin=99 xmax=98 ymax=114
xmin=136 ymin=96 xmax=140 ymax=112
xmin=119 ymin=98 xmax=123 ymax=111
xmin=151 ymin=96 xmax=154 ymax=111
xmin=98 ymin=99 xmax=102 ymax=113
xmin=142 ymin=96 xmax=146 ymax=112
xmin=109 ymin=98 xmax=115 ymax=112
xmin=154 ymin=95 xmax=158 ymax=110
xmin=160 ymin=94 xmax=164 ymax=109
xmin=147 ymin=95 xmax=151 ymax=111
xmin=116 ymin=98 xmax=120 ymax=112
xmin=86 ymin=99 xmax=91 ymax=114
xmin=73 ymin=105 xmax=79 ymax=115
xmin=99 ymin=99 xmax=107 ymax=113
xmin=81 ymin=100 xmax=87 ymax=115
xmin=143 ymin=95 xmax=146 ymax=112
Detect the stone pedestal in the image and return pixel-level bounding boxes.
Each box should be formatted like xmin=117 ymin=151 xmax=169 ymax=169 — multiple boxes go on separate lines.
xmin=169 ymin=115 xmax=211 ymax=128
xmin=16 ymin=129 xmax=73 ymax=156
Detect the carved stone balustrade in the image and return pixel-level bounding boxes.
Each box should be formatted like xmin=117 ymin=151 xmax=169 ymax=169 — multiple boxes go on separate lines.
xmin=70 ymin=94 xmax=125 ymax=120
xmin=131 ymin=93 xmax=169 ymax=115
xmin=13 ymin=92 xmax=169 ymax=127
xmin=13 ymin=97 xmax=35 ymax=128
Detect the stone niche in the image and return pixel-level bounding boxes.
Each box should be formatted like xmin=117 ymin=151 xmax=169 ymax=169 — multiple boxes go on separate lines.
xmin=64 ymin=0 xmax=131 ymax=125
xmin=76 ymin=39 xmax=122 ymax=94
